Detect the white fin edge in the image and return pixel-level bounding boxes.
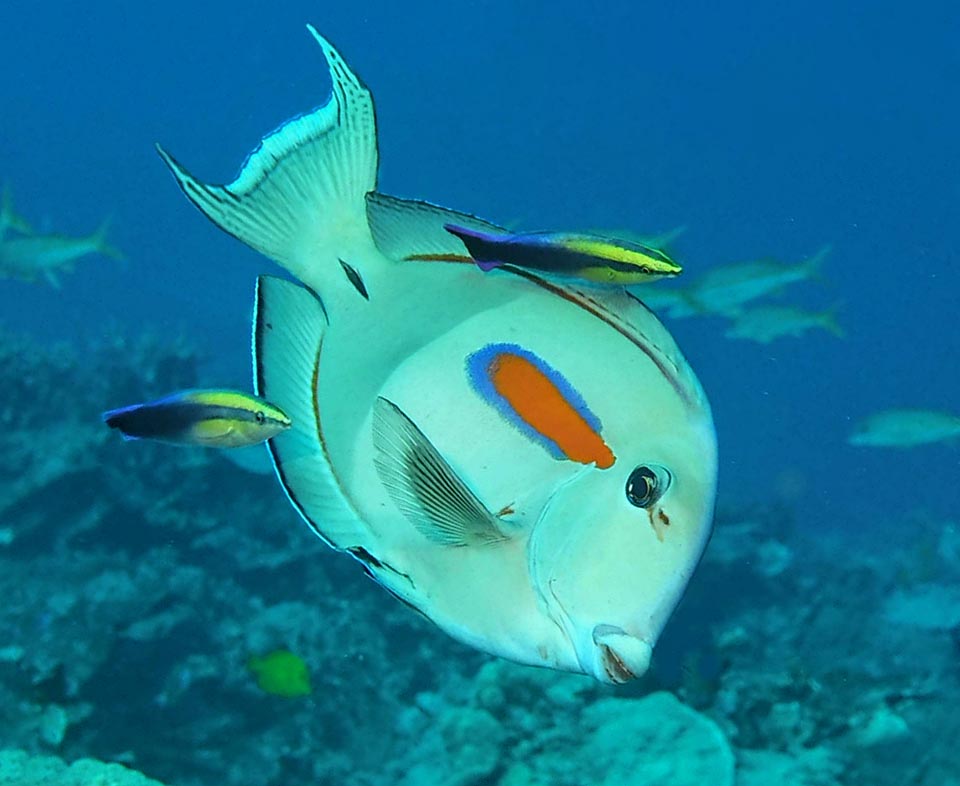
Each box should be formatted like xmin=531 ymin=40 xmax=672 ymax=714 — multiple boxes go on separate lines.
xmin=157 ymin=27 xmax=378 ymax=286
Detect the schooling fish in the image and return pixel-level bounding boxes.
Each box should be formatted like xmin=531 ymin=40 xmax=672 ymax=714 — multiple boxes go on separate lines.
xmin=154 ymin=28 xmax=717 ymax=684
xmin=724 ymin=304 xmax=843 ymax=344
xmin=103 ymin=389 xmax=291 ymax=448
xmin=0 ymin=217 xmax=123 ymax=287
xmin=439 ymin=224 xmax=682 ymax=285
xmin=849 ymin=409 xmax=960 ymax=448
xmin=649 ymin=246 xmax=831 ymax=318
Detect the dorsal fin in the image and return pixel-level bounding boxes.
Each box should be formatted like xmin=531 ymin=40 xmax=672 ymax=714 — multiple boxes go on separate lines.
xmin=366 ymin=192 xmax=507 ymax=263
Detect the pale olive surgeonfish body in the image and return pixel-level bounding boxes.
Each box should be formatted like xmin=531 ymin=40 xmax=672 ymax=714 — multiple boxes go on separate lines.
xmin=155 ymin=28 xmax=718 ymax=684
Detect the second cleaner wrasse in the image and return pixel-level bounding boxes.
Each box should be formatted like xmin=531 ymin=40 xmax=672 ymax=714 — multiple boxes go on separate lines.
xmin=442 ymin=224 xmax=682 ymax=285
xmin=103 ymin=389 xmax=291 ymax=448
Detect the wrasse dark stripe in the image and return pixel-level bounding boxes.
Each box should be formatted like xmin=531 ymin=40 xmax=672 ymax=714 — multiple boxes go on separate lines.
xmin=105 ymin=401 xmax=257 ymax=439
xmin=595 ymin=257 xmax=660 ymax=274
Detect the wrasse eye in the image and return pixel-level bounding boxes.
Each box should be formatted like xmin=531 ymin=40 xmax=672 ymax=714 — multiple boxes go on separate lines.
xmin=625 ymin=464 xmax=670 ymax=508
xmin=255 ymin=410 xmax=267 ymax=425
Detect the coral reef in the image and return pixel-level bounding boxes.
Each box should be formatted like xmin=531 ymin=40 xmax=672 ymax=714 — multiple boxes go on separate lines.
xmin=0 ymin=749 xmax=165 ymax=786
xmin=1 ymin=325 xmax=958 ymax=785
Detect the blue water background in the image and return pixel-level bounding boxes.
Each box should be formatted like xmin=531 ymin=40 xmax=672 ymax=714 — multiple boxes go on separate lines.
xmin=1 ymin=0 xmax=957 ymax=534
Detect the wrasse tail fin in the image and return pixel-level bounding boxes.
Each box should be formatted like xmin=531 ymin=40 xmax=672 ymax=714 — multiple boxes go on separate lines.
xmin=157 ymin=26 xmax=378 ymax=287
xmin=253 ymin=275 xmax=366 ymax=549
xmin=373 ymin=397 xmax=509 ymax=547
xmin=443 ymin=223 xmax=505 ymax=271
xmin=366 ymin=192 xmax=507 ymax=263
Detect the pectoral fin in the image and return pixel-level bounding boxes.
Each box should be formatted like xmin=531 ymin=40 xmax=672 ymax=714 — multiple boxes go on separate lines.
xmin=372 ymin=397 xmax=509 ymax=547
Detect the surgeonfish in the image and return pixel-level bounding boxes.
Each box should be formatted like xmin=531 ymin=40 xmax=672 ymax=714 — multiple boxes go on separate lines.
xmin=103 ymin=389 xmax=291 ymax=448
xmin=0 ymin=184 xmax=32 ymax=239
xmin=153 ymin=27 xmax=717 ymax=684
xmin=437 ymin=224 xmax=682 ymax=285
xmin=0 ymin=217 xmax=123 ymax=287
xmin=849 ymin=409 xmax=960 ymax=448
xmin=724 ymin=304 xmax=843 ymax=344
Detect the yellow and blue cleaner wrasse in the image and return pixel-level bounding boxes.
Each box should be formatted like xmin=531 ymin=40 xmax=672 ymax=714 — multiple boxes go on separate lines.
xmin=102 ymin=389 xmax=291 ymax=448
xmin=440 ymin=224 xmax=682 ymax=285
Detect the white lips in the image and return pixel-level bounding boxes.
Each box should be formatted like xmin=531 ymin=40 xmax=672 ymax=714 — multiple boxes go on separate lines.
xmin=592 ymin=624 xmax=653 ymax=684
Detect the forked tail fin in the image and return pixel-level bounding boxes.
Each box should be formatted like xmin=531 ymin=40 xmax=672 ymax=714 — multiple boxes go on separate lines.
xmin=0 ymin=183 xmax=32 ymax=237
xmin=91 ymin=217 xmax=124 ymax=261
xmin=157 ymin=26 xmax=378 ymax=291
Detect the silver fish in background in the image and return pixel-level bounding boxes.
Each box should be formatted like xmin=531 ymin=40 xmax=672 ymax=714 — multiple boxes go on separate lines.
xmin=103 ymin=389 xmax=291 ymax=448
xmin=154 ymin=27 xmax=718 ymax=684
xmin=0 ymin=217 xmax=123 ymax=287
xmin=637 ymin=245 xmax=831 ymax=319
xmin=725 ymin=304 xmax=843 ymax=344
xmin=849 ymin=409 xmax=960 ymax=448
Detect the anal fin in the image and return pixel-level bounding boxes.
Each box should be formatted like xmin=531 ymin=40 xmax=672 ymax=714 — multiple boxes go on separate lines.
xmin=253 ymin=275 xmax=365 ymax=549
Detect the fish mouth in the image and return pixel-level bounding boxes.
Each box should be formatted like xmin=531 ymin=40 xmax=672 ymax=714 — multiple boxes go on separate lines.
xmin=592 ymin=624 xmax=652 ymax=685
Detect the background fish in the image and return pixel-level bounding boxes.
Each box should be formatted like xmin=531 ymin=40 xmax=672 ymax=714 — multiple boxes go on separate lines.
xmin=725 ymin=304 xmax=843 ymax=343
xmin=441 ymin=224 xmax=682 ymax=285
xmin=247 ymin=649 xmax=312 ymax=698
xmin=0 ymin=217 xmax=123 ymax=287
xmin=849 ymin=409 xmax=960 ymax=447
xmin=155 ymin=29 xmax=718 ymax=684
xmin=103 ymin=389 xmax=291 ymax=448
xmin=638 ymin=245 xmax=830 ymax=319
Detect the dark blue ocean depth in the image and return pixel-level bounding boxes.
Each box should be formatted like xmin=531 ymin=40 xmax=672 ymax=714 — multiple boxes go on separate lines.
xmin=1 ymin=0 xmax=957 ymax=601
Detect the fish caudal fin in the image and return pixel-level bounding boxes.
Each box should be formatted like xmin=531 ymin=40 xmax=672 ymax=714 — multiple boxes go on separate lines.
xmin=821 ymin=304 xmax=845 ymax=338
xmin=157 ymin=27 xmax=378 ymax=289
xmin=91 ymin=217 xmax=124 ymax=261
xmin=804 ymin=244 xmax=832 ymax=280
xmin=0 ymin=183 xmax=32 ymax=236
xmin=372 ymin=396 xmax=509 ymax=547
xmin=253 ymin=275 xmax=366 ymax=549
xmin=366 ymin=192 xmax=507 ymax=263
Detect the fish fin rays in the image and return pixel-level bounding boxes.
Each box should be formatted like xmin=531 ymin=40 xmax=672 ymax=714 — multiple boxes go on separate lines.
xmin=372 ymin=397 xmax=509 ymax=547
xmin=157 ymin=27 xmax=378 ymax=287
xmin=366 ymin=192 xmax=506 ymax=263
xmin=253 ymin=274 xmax=366 ymax=549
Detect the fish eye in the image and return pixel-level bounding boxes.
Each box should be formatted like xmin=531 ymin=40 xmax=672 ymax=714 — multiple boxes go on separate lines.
xmin=255 ymin=410 xmax=266 ymax=425
xmin=625 ymin=465 xmax=670 ymax=508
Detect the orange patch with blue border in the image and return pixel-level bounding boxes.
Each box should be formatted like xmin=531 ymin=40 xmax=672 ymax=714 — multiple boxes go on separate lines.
xmin=466 ymin=343 xmax=615 ymax=469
